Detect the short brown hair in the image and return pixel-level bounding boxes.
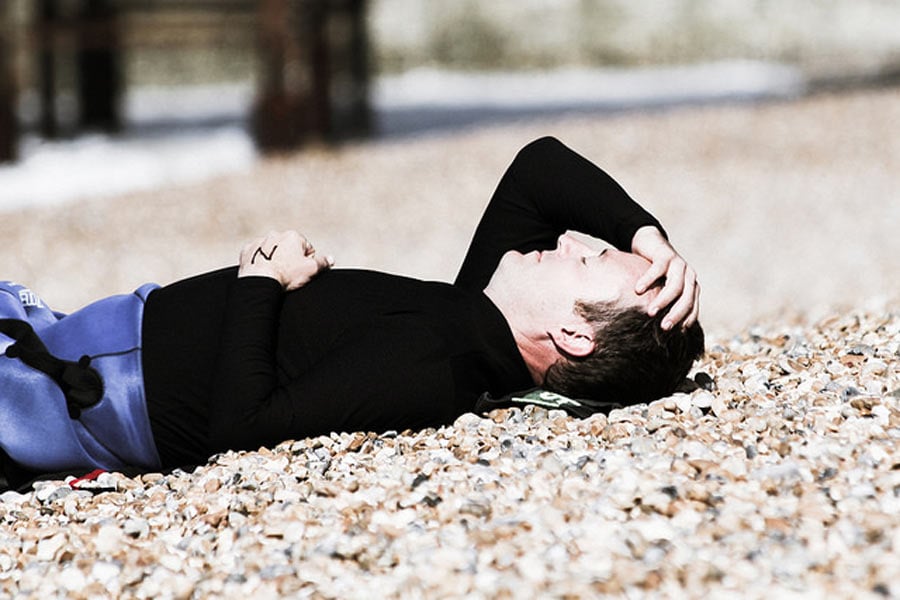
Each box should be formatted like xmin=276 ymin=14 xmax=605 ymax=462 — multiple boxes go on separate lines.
xmin=543 ymin=300 xmax=704 ymax=405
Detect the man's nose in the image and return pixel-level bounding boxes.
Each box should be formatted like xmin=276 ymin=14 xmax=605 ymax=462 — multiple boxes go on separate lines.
xmin=556 ymin=233 xmax=588 ymax=257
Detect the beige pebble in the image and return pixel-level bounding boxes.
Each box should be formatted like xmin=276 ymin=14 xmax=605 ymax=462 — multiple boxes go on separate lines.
xmin=710 ymin=395 xmax=728 ymax=417
xmin=692 ymin=391 xmax=714 ymax=409
xmin=35 ymin=532 xmax=67 ymax=562
xmin=92 ymin=525 xmax=125 ymax=555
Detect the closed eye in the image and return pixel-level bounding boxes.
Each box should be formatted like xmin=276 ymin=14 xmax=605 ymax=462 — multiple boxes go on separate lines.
xmin=581 ymin=248 xmax=608 ymax=265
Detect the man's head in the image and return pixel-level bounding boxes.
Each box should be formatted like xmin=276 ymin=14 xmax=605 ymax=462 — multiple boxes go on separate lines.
xmin=485 ymin=233 xmax=704 ymax=404
xmin=543 ymin=300 xmax=705 ymax=403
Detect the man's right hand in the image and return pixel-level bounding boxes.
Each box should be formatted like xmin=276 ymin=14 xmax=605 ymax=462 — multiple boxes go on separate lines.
xmin=238 ymin=230 xmax=333 ymax=291
xmin=631 ymin=225 xmax=700 ymax=330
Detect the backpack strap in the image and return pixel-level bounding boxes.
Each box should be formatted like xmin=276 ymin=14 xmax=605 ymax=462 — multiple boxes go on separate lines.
xmin=0 ymin=318 xmax=103 ymax=418
xmin=475 ymin=387 xmax=624 ymax=418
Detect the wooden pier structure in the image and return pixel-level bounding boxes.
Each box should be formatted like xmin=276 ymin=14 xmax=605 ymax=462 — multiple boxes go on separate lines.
xmin=0 ymin=0 xmax=371 ymax=163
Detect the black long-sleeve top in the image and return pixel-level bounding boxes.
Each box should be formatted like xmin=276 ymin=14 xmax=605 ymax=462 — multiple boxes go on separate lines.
xmin=142 ymin=137 xmax=664 ymax=468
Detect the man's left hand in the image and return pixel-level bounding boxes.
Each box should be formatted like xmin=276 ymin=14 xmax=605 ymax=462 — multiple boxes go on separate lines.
xmin=239 ymin=230 xmax=334 ymax=291
xmin=631 ymin=226 xmax=700 ymax=330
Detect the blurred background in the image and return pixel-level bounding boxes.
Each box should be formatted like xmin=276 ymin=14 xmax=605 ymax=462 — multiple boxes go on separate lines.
xmin=0 ymin=0 xmax=898 ymax=336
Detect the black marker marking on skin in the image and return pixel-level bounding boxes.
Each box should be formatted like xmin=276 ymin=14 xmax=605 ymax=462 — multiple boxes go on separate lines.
xmin=251 ymin=245 xmax=278 ymax=265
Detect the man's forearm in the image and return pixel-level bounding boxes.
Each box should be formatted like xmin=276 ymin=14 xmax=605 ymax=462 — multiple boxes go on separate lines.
xmin=509 ymin=137 xmax=665 ymax=248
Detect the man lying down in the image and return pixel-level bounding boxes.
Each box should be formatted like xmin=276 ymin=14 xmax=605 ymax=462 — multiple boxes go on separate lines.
xmin=1 ymin=137 xmax=703 ymax=491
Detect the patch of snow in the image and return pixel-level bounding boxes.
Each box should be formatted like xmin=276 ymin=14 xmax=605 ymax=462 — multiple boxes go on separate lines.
xmin=0 ymin=127 xmax=257 ymax=212
xmin=373 ymin=61 xmax=806 ymax=110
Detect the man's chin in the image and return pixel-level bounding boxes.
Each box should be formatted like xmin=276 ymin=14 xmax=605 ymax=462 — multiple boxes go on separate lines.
xmin=496 ymin=249 xmax=526 ymax=269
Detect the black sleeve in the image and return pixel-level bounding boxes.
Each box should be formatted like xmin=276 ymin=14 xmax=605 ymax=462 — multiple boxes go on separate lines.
xmin=454 ymin=136 xmax=666 ymax=291
xmin=208 ymin=275 xmax=285 ymax=449
xmin=209 ymin=284 xmax=454 ymax=453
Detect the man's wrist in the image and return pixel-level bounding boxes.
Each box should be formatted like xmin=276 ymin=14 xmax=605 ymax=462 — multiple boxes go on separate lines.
xmin=238 ymin=265 xmax=283 ymax=287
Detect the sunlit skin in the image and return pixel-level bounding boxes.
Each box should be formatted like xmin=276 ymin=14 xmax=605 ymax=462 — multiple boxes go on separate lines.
xmin=487 ymin=233 xmax=657 ymax=320
xmin=483 ymin=233 xmax=661 ymax=384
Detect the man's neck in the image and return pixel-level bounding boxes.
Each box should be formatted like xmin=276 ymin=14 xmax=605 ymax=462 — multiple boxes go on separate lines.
xmin=511 ymin=332 xmax=552 ymax=385
xmin=484 ymin=287 xmax=552 ymax=386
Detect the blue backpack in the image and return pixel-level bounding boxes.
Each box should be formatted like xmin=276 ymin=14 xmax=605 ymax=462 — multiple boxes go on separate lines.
xmin=0 ymin=281 xmax=161 ymax=475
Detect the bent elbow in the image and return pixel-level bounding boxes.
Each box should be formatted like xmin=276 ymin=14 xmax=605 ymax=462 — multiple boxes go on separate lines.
xmin=516 ymin=136 xmax=564 ymax=162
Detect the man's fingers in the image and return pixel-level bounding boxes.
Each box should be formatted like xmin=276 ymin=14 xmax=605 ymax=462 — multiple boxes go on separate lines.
xmin=299 ymin=235 xmax=315 ymax=256
xmin=649 ymin=263 xmax=685 ymax=317
xmin=662 ymin=287 xmax=692 ymax=329
xmin=284 ymin=254 xmax=332 ymax=291
xmin=661 ymin=269 xmax=697 ymax=330
xmin=314 ymin=253 xmax=334 ymax=271
xmin=630 ymin=234 xmax=701 ymax=329
xmin=635 ymin=261 xmax=668 ymax=295
xmin=683 ymin=283 xmax=701 ymax=328
xmin=300 ymin=253 xmax=333 ymax=280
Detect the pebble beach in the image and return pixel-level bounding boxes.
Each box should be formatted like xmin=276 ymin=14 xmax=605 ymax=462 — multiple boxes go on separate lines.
xmin=1 ymin=87 xmax=899 ymax=597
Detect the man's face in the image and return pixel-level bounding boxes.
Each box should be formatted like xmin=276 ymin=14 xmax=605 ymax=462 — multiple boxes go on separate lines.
xmin=487 ymin=233 xmax=655 ymax=329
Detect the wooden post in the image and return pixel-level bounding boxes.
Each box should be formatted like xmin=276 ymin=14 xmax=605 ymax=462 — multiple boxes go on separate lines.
xmin=37 ymin=0 xmax=58 ymax=139
xmin=0 ymin=1 xmax=17 ymax=162
xmin=253 ymin=0 xmax=321 ymax=151
xmin=77 ymin=0 xmax=122 ymax=132
xmin=307 ymin=0 xmax=330 ymax=138
xmin=348 ymin=0 xmax=372 ymax=137
xmin=253 ymin=0 xmax=371 ymax=151
xmin=329 ymin=0 xmax=370 ymax=139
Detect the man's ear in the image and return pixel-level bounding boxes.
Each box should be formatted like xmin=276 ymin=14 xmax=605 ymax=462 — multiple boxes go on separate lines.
xmin=550 ymin=325 xmax=596 ymax=358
